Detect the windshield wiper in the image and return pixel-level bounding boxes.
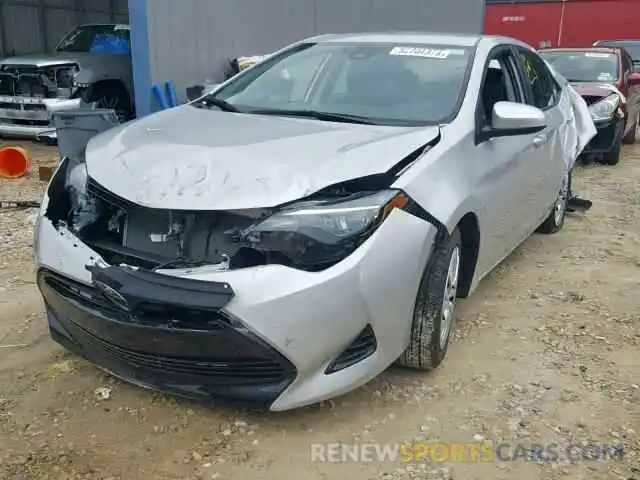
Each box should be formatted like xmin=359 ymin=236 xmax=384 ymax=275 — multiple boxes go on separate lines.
xmin=248 ymin=108 xmax=377 ymax=125
xmin=193 ymin=97 xmax=241 ymax=113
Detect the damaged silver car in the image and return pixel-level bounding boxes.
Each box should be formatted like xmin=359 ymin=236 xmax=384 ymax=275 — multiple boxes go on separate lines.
xmin=35 ymin=33 xmax=581 ymax=411
xmin=0 ymin=23 xmax=133 ymax=139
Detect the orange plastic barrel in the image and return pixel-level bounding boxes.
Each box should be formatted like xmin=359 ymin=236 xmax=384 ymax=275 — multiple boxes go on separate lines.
xmin=0 ymin=146 xmax=31 ymax=179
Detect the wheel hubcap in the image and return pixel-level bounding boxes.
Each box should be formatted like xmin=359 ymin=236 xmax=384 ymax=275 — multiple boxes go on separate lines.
xmin=554 ymin=174 xmax=569 ymax=225
xmin=440 ymin=246 xmax=460 ymax=349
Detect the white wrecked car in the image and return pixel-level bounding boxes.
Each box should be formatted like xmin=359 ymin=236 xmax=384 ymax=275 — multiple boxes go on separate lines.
xmin=35 ymin=33 xmax=593 ymax=411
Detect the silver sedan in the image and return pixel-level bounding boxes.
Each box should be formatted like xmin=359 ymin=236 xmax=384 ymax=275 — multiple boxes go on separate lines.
xmin=35 ymin=32 xmax=581 ymax=411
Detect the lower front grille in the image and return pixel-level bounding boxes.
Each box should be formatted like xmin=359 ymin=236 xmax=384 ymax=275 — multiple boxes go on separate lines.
xmin=325 ymin=324 xmax=377 ymax=374
xmin=0 ymin=102 xmax=46 ymax=110
xmin=38 ymin=268 xmax=298 ymax=388
xmin=72 ymin=321 xmax=287 ymax=383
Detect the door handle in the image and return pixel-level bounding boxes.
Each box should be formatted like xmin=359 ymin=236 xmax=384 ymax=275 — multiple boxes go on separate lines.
xmin=532 ymin=135 xmax=547 ymax=148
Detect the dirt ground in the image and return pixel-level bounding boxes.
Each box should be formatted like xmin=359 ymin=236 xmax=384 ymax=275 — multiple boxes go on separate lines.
xmin=0 ymin=140 xmax=638 ymax=480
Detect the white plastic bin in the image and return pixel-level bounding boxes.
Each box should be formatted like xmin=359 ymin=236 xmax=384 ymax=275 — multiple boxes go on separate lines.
xmin=49 ymin=109 xmax=120 ymax=159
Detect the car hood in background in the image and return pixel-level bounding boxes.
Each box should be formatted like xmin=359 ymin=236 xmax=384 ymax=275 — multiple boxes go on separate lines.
xmin=0 ymin=52 xmax=100 ymax=67
xmin=85 ymin=105 xmax=440 ymax=210
xmin=570 ymin=82 xmax=623 ymax=102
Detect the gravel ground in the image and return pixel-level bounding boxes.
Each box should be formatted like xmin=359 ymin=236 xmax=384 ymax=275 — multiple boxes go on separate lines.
xmin=0 ymin=140 xmax=638 ymax=480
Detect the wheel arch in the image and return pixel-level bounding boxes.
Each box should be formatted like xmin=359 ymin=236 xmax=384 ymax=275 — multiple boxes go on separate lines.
xmin=455 ymin=211 xmax=480 ymax=298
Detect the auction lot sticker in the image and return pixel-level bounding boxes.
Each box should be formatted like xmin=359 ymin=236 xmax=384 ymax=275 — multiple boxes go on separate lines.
xmin=389 ymin=47 xmax=459 ymax=59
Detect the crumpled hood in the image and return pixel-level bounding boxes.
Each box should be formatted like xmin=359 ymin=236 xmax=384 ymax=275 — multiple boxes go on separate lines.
xmin=86 ymin=105 xmax=439 ymax=210
xmin=571 ymin=82 xmax=621 ymax=99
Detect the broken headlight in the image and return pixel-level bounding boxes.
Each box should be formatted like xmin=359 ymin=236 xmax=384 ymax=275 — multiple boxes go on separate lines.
xmin=239 ymin=190 xmax=411 ymax=271
xmin=46 ymin=148 xmax=99 ymax=233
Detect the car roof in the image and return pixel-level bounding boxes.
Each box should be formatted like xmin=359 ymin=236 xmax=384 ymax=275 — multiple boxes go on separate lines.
xmin=541 ymin=47 xmax=620 ymax=55
xmin=596 ymin=39 xmax=640 ymax=44
xmin=306 ymin=32 xmax=483 ymax=47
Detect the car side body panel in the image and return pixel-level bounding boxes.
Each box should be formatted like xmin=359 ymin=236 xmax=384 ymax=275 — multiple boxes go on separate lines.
xmin=396 ymin=37 xmax=565 ymax=293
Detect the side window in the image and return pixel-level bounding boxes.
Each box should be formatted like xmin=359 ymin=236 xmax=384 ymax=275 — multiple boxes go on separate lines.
xmin=518 ymin=48 xmax=561 ymax=110
xmin=479 ymin=52 xmax=523 ymax=126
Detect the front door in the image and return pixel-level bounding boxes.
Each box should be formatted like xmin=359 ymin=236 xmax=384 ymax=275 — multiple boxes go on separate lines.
xmin=514 ymin=47 xmax=566 ymax=233
xmin=473 ymin=47 xmax=543 ymax=275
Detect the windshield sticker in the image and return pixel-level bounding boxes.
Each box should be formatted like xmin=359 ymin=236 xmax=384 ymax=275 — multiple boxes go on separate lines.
xmin=585 ymin=52 xmax=612 ymax=58
xmin=598 ymin=72 xmax=614 ymax=81
xmin=389 ymin=47 xmax=464 ymax=59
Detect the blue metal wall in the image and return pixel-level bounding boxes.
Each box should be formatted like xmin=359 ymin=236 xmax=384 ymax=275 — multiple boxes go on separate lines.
xmin=130 ymin=0 xmax=485 ymax=117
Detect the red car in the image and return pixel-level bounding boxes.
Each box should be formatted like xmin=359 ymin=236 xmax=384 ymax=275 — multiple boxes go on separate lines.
xmin=540 ymin=47 xmax=640 ymax=165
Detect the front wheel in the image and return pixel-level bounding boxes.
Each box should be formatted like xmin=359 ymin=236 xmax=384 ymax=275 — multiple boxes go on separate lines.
xmin=82 ymin=83 xmax=133 ymax=122
xmin=397 ymin=228 xmax=461 ymax=370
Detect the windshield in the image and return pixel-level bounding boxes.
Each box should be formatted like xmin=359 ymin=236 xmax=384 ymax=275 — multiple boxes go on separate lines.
xmin=202 ymin=42 xmax=474 ymax=126
xmin=55 ymin=24 xmax=131 ymax=54
xmin=540 ymin=51 xmax=619 ymax=83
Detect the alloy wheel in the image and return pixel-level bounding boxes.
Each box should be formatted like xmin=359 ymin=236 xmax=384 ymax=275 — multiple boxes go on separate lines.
xmin=440 ymin=246 xmax=460 ymax=349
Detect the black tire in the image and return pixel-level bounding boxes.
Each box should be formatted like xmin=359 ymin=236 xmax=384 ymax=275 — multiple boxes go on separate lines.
xmin=601 ymin=139 xmax=622 ymax=165
xmin=85 ymin=82 xmax=133 ymax=122
xmin=397 ymin=228 xmax=461 ymax=370
xmin=622 ymin=114 xmax=638 ymax=145
xmin=538 ymin=171 xmax=568 ymax=234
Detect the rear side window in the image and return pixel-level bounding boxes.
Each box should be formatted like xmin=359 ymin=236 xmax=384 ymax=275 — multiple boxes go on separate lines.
xmin=518 ymin=48 xmax=560 ymax=110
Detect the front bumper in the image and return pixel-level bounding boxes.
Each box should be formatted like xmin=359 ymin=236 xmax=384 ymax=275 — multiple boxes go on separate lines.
xmin=35 ymin=207 xmax=437 ymax=411
xmin=0 ymin=96 xmax=83 ymax=138
xmin=582 ymin=118 xmax=624 ymax=155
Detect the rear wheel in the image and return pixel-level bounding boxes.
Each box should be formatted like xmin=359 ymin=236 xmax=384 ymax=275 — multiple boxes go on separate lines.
xmin=397 ymin=228 xmax=461 ymax=370
xmin=537 ymin=171 xmax=568 ymax=234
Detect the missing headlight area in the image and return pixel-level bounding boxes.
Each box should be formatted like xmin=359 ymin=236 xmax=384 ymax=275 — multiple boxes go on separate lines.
xmin=46 ymin=176 xmax=279 ymax=271
xmin=44 ymin=164 xmax=414 ymax=272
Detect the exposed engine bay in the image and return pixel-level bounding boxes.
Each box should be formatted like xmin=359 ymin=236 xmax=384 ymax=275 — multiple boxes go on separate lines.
xmin=49 ymin=176 xmax=287 ymax=271
xmin=0 ymin=63 xmax=77 ymax=100
xmin=43 ymin=157 xmax=420 ymax=273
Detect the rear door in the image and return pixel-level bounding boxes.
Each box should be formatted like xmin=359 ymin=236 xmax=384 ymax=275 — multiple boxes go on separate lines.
xmin=513 ymin=47 xmax=566 ymax=232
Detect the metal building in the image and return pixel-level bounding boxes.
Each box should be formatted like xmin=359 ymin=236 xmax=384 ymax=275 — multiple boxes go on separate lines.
xmin=0 ymin=0 xmax=484 ymax=118
xmin=0 ymin=0 xmax=128 ymax=56
xmin=131 ymin=0 xmax=484 ymax=116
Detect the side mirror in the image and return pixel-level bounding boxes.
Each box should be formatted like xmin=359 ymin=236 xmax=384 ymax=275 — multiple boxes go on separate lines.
xmin=629 ymin=72 xmax=640 ymax=86
xmin=486 ymin=101 xmax=547 ymax=139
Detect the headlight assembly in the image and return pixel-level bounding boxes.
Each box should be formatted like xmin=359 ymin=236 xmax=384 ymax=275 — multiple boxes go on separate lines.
xmin=588 ymin=94 xmax=620 ymax=122
xmin=237 ymin=189 xmax=414 ymax=271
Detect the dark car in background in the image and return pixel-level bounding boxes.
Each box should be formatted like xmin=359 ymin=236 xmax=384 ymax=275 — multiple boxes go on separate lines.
xmin=593 ymin=39 xmax=640 ymax=72
xmin=540 ymin=47 xmax=640 ymax=165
